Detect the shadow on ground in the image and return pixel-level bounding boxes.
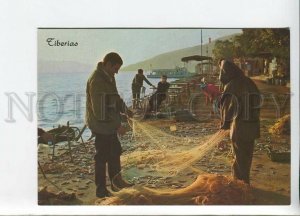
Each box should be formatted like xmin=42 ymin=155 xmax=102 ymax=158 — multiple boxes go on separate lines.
xmin=252 ymin=187 xmax=290 ymax=205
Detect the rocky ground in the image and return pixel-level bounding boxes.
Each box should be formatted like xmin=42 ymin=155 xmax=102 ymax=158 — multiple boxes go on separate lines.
xmin=38 ymin=79 xmax=291 ymax=205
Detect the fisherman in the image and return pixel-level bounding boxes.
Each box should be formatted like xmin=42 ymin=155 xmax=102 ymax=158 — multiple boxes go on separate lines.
xmin=131 ymin=68 xmax=155 ymax=109
xmin=85 ymin=52 xmax=134 ymax=198
xmin=199 ymin=78 xmax=221 ymax=115
xmin=148 ymin=75 xmax=170 ymax=112
xmin=218 ymin=59 xmax=260 ymax=184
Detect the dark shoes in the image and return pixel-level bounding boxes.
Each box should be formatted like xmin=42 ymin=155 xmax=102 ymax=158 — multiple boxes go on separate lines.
xmin=96 ymin=175 xmax=134 ymax=197
xmin=96 ymin=188 xmax=112 ymax=198
xmin=111 ymin=175 xmax=134 ymax=192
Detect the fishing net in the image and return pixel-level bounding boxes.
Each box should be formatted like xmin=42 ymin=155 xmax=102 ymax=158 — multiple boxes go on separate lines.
xmin=122 ymin=119 xmax=229 ymax=176
xmin=269 ymin=114 xmax=290 ymax=135
xmin=96 ymin=174 xmax=253 ymax=205
xmin=101 ymin=118 xmax=251 ymax=205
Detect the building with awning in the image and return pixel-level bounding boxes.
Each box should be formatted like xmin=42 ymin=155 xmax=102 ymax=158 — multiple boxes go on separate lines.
xmin=181 ymin=55 xmax=213 ymax=75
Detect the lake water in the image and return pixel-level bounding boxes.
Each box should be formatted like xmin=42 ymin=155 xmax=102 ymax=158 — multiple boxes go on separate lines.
xmin=38 ymin=71 xmax=177 ymax=139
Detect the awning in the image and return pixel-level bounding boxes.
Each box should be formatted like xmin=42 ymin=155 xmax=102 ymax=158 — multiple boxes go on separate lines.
xmin=196 ymin=62 xmax=212 ymax=65
xmin=181 ymin=55 xmax=213 ymax=62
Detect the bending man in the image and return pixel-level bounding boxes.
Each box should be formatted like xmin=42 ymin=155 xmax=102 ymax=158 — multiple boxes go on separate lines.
xmin=219 ymin=60 xmax=260 ymax=184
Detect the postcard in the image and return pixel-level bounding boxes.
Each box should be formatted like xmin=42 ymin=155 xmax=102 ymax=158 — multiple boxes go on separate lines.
xmin=0 ymin=0 xmax=299 ymax=215
xmin=37 ymin=28 xmax=291 ymax=206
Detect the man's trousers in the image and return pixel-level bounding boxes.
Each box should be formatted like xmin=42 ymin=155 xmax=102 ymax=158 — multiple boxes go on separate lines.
xmin=231 ymin=138 xmax=255 ymax=184
xmin=94 ymin=133 xmax=122 ymax=191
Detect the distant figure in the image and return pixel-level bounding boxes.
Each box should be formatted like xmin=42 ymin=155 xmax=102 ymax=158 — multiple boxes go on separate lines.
xmin=199 ymin=79 xmax=221 ymax=115
xmin=85 ymin=52 xmax=134 ymax=198
xmin=264 ymin=59 xmax=269 ymax=75
xmin=131 ymin=69 xmax=155 ymax=109
xmin=148 ymin=75 xmax=170 ymax=112
xmin=218 ymin=59 xmax=260 ymax=184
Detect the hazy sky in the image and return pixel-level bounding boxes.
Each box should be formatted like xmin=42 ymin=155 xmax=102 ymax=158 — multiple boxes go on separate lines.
xmin=38 ymin=29 xmax=241 ymax=66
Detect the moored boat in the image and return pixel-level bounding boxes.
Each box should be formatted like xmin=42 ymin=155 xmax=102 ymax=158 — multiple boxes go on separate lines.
xmin=147 ymin=66 xmax=193 ymax=78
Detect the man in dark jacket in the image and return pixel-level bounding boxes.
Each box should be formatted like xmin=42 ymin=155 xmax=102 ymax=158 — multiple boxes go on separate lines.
xmin=219 ymin=60 xmax=261 ymax=184
xmin=148 ymin=75 xmax=170 ymax=112
xmin=85 ymin=52 xmax=133 ymax=198
xmin=132 ymin=69 xmax=155 ymax=109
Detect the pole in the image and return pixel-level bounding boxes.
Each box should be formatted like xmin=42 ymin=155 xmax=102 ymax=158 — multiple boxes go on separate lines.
xmin=201 ymin=29 xmax=203 ymax=56
xmin=201 ymin=29 xmax=203 ymax=74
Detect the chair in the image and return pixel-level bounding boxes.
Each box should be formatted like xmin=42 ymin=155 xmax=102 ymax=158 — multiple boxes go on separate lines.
xmin=37 ymin=123 xmax=87 ymax=185
xmin=47 ymin=122 xmax=87 ymax=162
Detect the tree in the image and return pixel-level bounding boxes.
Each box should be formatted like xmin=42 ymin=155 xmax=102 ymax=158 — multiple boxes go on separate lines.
xmin=236 ymin=29 xmax=290 ymax=76
xmin=212 ymin=29 xmax=290 ymax=77
xmin=212 ymin=39 xmax=235 ymax=63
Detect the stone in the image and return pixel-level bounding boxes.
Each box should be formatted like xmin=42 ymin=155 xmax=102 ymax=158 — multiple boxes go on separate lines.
xmin=137 ymin=164 xmax=145 ymax=169
xmin=61 ymin=181 xmax=70 ymax=185
xmin=256 ymin=164 xmax=264 ymax=168
xmin=164 ymin=180 xmax=172 ymax=184
xmin=171 ymin=184 xmax=182 ymax=189
xmin=78 ymin=186 xmax=88 ymax=190
xmin=86 ymin=180 xmax=93 ymax=184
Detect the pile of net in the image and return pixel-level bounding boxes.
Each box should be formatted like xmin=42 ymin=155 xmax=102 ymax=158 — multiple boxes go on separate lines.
xmin=38 ymin=186 xmax=77 ymax=205
xmin=269 ymin=114 xmax=290 ymax=135
xmin=96 ymin=174 xmax=253 ymax=205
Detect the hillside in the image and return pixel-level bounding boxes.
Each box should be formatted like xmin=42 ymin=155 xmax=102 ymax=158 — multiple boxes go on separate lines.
xmin=122 ymin=33 xmax=239 ymax=72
